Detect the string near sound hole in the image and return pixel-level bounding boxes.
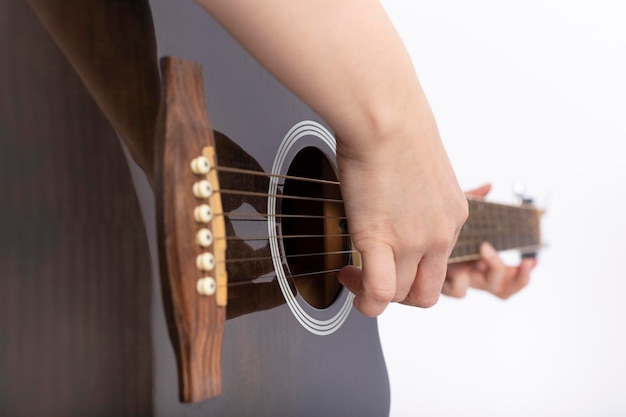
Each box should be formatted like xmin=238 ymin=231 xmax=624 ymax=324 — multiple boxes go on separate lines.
xmin=280 ymin=147 xmax=348 ymax=309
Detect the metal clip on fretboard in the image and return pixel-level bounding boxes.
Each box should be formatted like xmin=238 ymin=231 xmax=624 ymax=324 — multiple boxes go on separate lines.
xmin=514 ymin=181 xmax=540 ymax=259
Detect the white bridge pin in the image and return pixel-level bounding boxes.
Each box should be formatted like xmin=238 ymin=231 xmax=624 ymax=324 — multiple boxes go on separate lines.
xmin=196 ymin=252 xmax=216 ymax=271
xmin=193 ymin=180 xmax=213 ymax=199
xmin=197 ymin=277 xmax=217 ymax=296
xmin=194 ymin=204 xmax=213 ymax=224
xmin=190 ymin=156 xmax=211 ymax=175
xmin=195 ymin=228 xmax=213 ymax=247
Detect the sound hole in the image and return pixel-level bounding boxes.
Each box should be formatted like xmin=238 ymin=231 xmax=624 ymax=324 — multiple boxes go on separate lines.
xmin=281 ymin=147 xmax=348 ymax=309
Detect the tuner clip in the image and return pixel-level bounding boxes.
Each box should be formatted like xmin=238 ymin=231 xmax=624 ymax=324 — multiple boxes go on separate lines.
xmin=513 ymin=181 xmax=534 ymax=206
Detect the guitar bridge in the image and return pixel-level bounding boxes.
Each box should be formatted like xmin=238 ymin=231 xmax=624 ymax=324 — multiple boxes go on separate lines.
xmin=155 ymin=56 xmax=226 ymax=403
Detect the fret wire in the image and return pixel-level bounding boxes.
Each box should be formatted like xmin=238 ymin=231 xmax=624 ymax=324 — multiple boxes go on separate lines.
xmin=449 ymin=244 xmax=544 ymax=264
xmin=453 ymin=200 xmax=539 ymax=256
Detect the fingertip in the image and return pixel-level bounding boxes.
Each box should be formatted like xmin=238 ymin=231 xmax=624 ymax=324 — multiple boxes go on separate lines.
xmin=417 ymin=293 xmax=441 ymax=308
xmin=353 ymin=296 xmax=388 ymax=318
xmin=466 ymin=183 xmax=492 ymax=198
xmin=520 ymin=258 xmax=537 ymax=274
xmin=400 ymin=293 xmax=440 ymax=308
xmin=405 ymin=255 xmax=447 ymax=308
xmin=338 ymin=265 xmax=388 ymax=317
xmin=442 ymin=270 xmax=471 ymax=298
xmin=500 ymin=261 xmax=534 ymax=299
xmin=352 ymin=244 xmax=396 ymax=317
xmin=337 ymin=265 xmax=362 ymax=295
xmin=480 ymin=242 xmax=498 ymax=260
xmin=356 ymin=278 xmax=395 ymax=316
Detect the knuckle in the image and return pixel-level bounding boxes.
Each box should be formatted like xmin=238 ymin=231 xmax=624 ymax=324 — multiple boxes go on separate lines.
xmin=439 ymin=232 xmax=456 ymax=250
xmin=449 ymin=285 xmax=468 ymax=299
xmin=355 ymin=296 xmax=387 ymax=318
xmin=368 ymin=285 xmax=395 ymax=305
xmin=458 ymin=198 xmax=470 ymax=223
xmin=407 ymin=291 xmax=441 ymax=308
xmin=356 ymin=305 xmax=383 ymax=318
xmin=428 ymin=231 xmax=456 ymax=255
xmin=418 ymin=294 xmax=440 ymax=308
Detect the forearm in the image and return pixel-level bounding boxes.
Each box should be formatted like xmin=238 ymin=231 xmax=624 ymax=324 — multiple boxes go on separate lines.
xmin=195 ymin=0 xmax=434 ymax=151
xmin=27 ymin=0 xmax=160 ymax=183
xmin=198 ymin=0 xmax=468 ymax=314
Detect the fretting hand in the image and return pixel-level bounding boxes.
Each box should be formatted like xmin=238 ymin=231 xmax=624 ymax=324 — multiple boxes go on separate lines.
xmin=443 ymin=184 xmax=537 ymax=299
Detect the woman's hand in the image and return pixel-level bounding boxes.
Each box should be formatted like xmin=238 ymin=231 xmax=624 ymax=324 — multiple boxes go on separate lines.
xmin=198 ymin=0 xmax=469 ymax=316
xmin=336 ymin=124 xmax=468 ymax=317
xmin=442 ymin=184 xmax=537 ymax=299
xmin=443 ymin=242 xmax=537 ymax=299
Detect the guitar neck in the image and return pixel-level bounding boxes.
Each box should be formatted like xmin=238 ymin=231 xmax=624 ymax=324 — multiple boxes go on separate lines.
xmin=449 ymin=198 xmax=543 ymax=263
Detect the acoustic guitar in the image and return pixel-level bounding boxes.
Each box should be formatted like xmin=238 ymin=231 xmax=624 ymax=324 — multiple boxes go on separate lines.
xmin=1 ymin=1 xmax=542 ymax=416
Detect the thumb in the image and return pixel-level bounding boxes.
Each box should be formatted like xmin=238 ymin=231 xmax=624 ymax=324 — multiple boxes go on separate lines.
xmin=351 ymin=243 xmax=397 ymax=317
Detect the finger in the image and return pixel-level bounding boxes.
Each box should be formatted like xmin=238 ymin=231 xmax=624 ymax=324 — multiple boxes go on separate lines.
xmin=403 ymin=252 xmax=448 ymax=308
xmin=498 ymin=258 xmax=537 ymax=299
xmin=442 ymin=265 xmax=471 ymax=298
xmin=480 ymin=242 xmax=506 ymax=294
xmin=392 ymin=252 xmax=420 ymax=302
xmin=352 ymin=244 xmax=397 ymax=317
xmin=337 ymin=265 xmax=362 ymax=295
xmin=465 ymin=183 xmax=492 ymax=198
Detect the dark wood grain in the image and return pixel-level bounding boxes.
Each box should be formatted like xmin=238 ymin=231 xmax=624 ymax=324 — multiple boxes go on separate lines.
xmin=155 ymin=57 xmax=226 ymax=402
xmin=0 ymin=2 xmax=153 ymax=416
xmin=26 ymin=0 xmax=161 ymax=183
xmin=9 ymin=1 xmax=391 ymax=415
xmin=5 ymin=0 xmax=543 ymax=415
xmin=450 ymin=199 xmax=543 ymax=262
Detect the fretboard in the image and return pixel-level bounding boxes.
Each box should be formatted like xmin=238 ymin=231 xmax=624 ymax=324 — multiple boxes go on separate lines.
xmin=449 ymin=199 xmax=543 ymax=263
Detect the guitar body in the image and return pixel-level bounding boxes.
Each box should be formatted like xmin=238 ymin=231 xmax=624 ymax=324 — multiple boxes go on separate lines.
xmin=150 ymin=2 xmax=390 ymax=415
xmin=1 ymin=1 xmax=390 ymax=416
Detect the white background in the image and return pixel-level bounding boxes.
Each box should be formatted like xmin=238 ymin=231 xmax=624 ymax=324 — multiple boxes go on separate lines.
xmin=377 ymin=1 xmax=626 ymax=416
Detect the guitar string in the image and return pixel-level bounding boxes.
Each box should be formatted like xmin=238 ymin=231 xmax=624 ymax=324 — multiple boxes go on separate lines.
xmin=208 ymin=164 xmax=540 ymax=213
xmin=225 ymin=243 xmax=543 ymax=288
xmin=204 ymin=165 xmax=540 ymax=218
xmin=209 ymin=165 xmax=353 ymax=277
xmin=218 ymin=249 xmax=357 ymax=264
xmin=226 ymin=267 xmax=348 ymax=287
xmin=289 ymin=268 xmax=346 ymax=279
xmin=222 ymin=243 xmax=543 ymax=287
xmin=213 ymin=165 xmax=340 ymax=186
xmin=215 ymin=233 xmax=351 ymax=241
xmin=208 ymin=226 xmax=535 ymax=244
xmin=205 ymin=163 xmax=355 ymax=277
xmin=216 ymin=188 xmax=344 ymax=204
xmin=195 ymin=165 xmax=539 ymax=277
xmin=217 ymin=212 xmax=347 ymax=220
xmin=206 ymin=163 xmax=345 ymax=204
xmin=215 ymin=237 xmax=538 ymax=266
